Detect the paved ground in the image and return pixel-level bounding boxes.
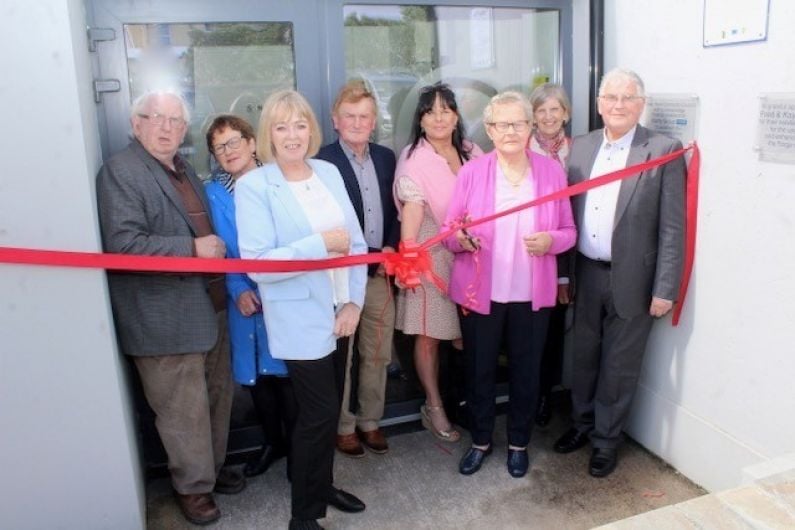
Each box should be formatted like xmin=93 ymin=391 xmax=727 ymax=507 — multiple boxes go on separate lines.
xmin=147 ymin=414 xmax=705 ymax=529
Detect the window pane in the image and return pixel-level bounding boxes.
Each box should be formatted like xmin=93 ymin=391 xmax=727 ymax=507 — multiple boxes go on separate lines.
xmin=124 ymin=23 xmax=295 ymax=176
xmin=343 ymin=6 xmax=560 ymax=152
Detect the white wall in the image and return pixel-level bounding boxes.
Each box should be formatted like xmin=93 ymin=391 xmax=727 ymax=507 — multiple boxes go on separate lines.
xmin=605 ymin=1 xmax=795 ymax=492
xmin=0 ymin=1 xmax=144 ymax=528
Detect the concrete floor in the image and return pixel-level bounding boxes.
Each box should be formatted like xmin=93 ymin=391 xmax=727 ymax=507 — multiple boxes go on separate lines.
xmin=146 ymin=413 xmax=705 ymax=529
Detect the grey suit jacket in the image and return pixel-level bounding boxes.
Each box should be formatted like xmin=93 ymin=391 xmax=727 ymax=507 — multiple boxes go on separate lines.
xmin=96 ymin=140 xmax=218 ymax=356
xmin=568 ymin=125 xmax=685 ymax=318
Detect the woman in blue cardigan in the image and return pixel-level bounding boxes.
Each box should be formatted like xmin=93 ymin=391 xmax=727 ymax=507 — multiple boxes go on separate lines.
xmin=205 ymin=114 xmax=295 ymax=478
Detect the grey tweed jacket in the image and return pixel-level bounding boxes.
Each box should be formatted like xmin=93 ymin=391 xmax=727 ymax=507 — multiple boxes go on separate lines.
xmin=96 ymin=140 xmax=218 ymax=356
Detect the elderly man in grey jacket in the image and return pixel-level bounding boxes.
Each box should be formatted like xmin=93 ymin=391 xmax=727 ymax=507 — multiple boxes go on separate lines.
xmin=96 ymin=90 xmax=244 ymax=525
xmin=553 ymin=69 xmax=685 ymax=478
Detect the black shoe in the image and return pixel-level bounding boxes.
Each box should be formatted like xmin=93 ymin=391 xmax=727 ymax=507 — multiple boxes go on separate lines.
xmin=589 ymin=448 xmax=617 ymax=478
xmin=506 ymin=448 xmax=529 ymax=478
xmin=458 ymin=445 xmax=492 ymax=475
xmin=535 ymin=395 xmax=551 ymax=427
xmin=326 ymin=487 xmax=366 ymax=513
xmin=244 ymin=445 xmax=284 ymax=477
xmin=553 ymin=428 xmax=590 ymax=454
xmin=288 ymin=518 xmax=324 ymax=530
xmin=213 ymin=467 xmax=246 ymax=494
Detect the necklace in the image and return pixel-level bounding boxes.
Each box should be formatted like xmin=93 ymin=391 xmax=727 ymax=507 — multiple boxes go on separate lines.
xmin=500 ymin=163 xmax=528 ymax=188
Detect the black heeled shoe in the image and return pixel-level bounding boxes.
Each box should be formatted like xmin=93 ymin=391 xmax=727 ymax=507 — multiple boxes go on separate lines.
xmin=243 ymin=445 xmax=284 ymax=477
xmin=535 ymin=394 xmax=551 ymax=427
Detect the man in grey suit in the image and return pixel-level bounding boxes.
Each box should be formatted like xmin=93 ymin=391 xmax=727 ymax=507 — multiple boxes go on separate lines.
xmin=553 ymin=69 xmax=685 ymax=477
xmin=96 ymin=91 xmax=244 ymax=524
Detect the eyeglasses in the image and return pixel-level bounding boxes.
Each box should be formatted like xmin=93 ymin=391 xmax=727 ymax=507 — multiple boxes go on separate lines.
xmin=598 ymin=94 xmax=645 ymax=105
xmin=211 ymin=135 xmax=244 ymax=155
xmin=137 ymin=112 xmax=186 ymax=129
xmin=487 ymin=120 xmax=530 ymax=133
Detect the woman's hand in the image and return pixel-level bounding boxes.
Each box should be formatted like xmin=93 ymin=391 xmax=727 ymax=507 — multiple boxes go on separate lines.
xmin=455 ymin=223 xmax=480 ymax=252
xmin=524 ymin=232 xmax=553 ymax=257
xmin=236 ymin=290 xmax=261 ymax=317
xmin=322 ymin=228 xmax=350 ymax=255
xmin=334 ymin=302 xmax=361 ymax=337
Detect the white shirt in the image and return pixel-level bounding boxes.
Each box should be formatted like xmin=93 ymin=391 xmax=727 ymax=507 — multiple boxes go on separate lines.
xmin=288 ymin=173 xmax=350 ymax=305
xmin=578 ymin=126 xmax=637 ymax=261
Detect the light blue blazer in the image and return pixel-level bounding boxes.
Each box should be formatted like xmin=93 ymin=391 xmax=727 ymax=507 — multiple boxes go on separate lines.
xmin=234 ymin=159 xmax=367 ymax=361
xmin=205 ymin=177 xmax=287 ymax=384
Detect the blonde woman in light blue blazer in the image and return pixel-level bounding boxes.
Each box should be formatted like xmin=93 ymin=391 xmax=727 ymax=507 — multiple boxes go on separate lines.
xmin=235 ymin=90 xmax=368 ymax=530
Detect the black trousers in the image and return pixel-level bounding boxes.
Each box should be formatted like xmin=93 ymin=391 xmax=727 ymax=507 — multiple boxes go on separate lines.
xmin=460 ymin=302 xmax=550 ymax=447
xmin=248 ymin=375 xmax=297 ymax=455
xmin=538 ymin=301 xmax=567 ymax=396
xmin=284 ymin=338 xmax=348 ymax=520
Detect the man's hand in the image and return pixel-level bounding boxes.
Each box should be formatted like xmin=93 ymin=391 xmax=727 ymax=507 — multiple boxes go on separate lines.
xmin=195 ymin=235 xmax=226 ymax=258
xmin=334 ymin=302 xmax=361 ymax=337
xmin=557 ymin=284 xmax=571 ymax=305
xmin=649 ymin=297 xmax=673 ymax=317
xmin=376 ymin=246 xmax=395 ymax=276
xmin=236 ymin=290 xmax=261 ymax=317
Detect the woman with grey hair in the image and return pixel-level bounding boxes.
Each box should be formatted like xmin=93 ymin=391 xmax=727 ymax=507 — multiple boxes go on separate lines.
xmin=528 ymin=83 xmax=572 ymax=166
xmin=441 ymin=90 xmax=576 ymax=478
xmin=527 ymin=83 xmax=573 ymax=428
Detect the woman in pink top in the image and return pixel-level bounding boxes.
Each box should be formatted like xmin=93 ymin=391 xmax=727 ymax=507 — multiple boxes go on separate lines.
xmin=442 ymin=91 xmax=576 ymax=478
xmin=394 ymin=83 xmax=483 ymax=443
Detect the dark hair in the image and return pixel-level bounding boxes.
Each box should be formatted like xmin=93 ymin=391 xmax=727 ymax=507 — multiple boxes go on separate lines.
xmin=407 ymin=82 xmax=472 ymax=163
xmin=205 ymin=114 xmax=256 ymax=153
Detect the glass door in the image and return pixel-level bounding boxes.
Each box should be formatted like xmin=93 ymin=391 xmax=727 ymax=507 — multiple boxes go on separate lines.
xmin=87 ymin=0 xmax=572 ymax=466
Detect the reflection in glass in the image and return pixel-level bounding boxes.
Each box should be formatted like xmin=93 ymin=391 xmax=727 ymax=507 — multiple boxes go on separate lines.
xmin=343 ymin=6 xmax=560 ymax=152
xmin=124 ymin=23 xmax=296 ymax=177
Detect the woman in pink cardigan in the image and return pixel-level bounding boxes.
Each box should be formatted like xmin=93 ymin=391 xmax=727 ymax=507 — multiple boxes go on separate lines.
xmin=441 ymin=91 xmax=576 ymax=478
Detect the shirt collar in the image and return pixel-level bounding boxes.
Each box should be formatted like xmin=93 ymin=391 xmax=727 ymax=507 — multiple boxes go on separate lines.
xmin=601 ymin=125 xmax=637 ymax=150
xmin=339 ymin=138 xmax=370 ymax=163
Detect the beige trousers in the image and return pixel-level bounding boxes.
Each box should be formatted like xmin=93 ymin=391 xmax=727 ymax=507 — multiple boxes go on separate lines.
xmin=133 ymin=311 xmax=234 ymax=494
xmin=338 ymin=276 xmax=395 ymax=434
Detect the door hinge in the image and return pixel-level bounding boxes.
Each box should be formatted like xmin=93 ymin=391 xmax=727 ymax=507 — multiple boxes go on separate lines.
xmin=87 ymin=27 xmax=115 ymax=52
xmin=94 ymin=79 xmax=121 ymax=103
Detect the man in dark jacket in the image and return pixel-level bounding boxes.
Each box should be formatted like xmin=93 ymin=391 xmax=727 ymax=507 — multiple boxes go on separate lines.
xmin=317 ymin=80 xmax=399 ymax=457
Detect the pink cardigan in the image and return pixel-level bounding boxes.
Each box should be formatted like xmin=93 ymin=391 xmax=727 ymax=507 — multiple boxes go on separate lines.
xmin=441 ymin=150 xmax=576 ymax=314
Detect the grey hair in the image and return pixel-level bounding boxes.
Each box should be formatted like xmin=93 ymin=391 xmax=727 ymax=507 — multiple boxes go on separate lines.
xmin=599 ymin=68 xmax=645 ymax=97
xmin=529 ymin=83 xmax=571 ymax=120
xmin=482 ymin=90 xmax=533 ymax=124
xmin=130 ymin=89 xmax=191 ymax=123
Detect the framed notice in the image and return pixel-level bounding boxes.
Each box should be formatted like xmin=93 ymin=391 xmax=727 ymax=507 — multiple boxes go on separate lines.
xmin=703 ymin=0 xmax=769 ymax=47
xmin=641 ymin=94 xmax=699 ymax=146
xmin=755 ymin=94 xmax=795 ymax=164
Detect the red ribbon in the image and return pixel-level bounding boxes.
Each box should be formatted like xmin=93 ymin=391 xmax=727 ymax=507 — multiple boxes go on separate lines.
xmin=0 ymin=144 xmax=699 ymax=326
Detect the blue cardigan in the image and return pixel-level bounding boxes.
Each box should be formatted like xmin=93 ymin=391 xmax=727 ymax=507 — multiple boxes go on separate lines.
xmin=205 ymin=176 xmax=287 ymax=384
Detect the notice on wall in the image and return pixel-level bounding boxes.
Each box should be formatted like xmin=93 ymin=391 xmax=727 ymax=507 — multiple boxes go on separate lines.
xmin=703 ymin=0 xmax=769 ymax=47
xmin=756 ymin=95 xmax=795 ymax=164
xmin=641 ymin=94 xmax=699 ymax=146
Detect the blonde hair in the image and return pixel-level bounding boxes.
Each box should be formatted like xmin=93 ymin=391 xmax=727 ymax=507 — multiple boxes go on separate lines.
xmin=256 ymin=90 xmax=322 ymax=162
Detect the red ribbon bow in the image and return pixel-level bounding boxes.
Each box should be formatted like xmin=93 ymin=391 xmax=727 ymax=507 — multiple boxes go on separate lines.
xmin=383 ymin=240 xmax=446 ymax=293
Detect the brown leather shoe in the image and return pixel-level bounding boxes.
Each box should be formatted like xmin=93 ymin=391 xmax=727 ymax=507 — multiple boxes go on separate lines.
xmin=336 ymin=432 xmax=365 ymax=458
xmin=356 ymin=427 xmax=388 ymax=454
xmin=174 ymin=492 xmax=220 ymax=525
